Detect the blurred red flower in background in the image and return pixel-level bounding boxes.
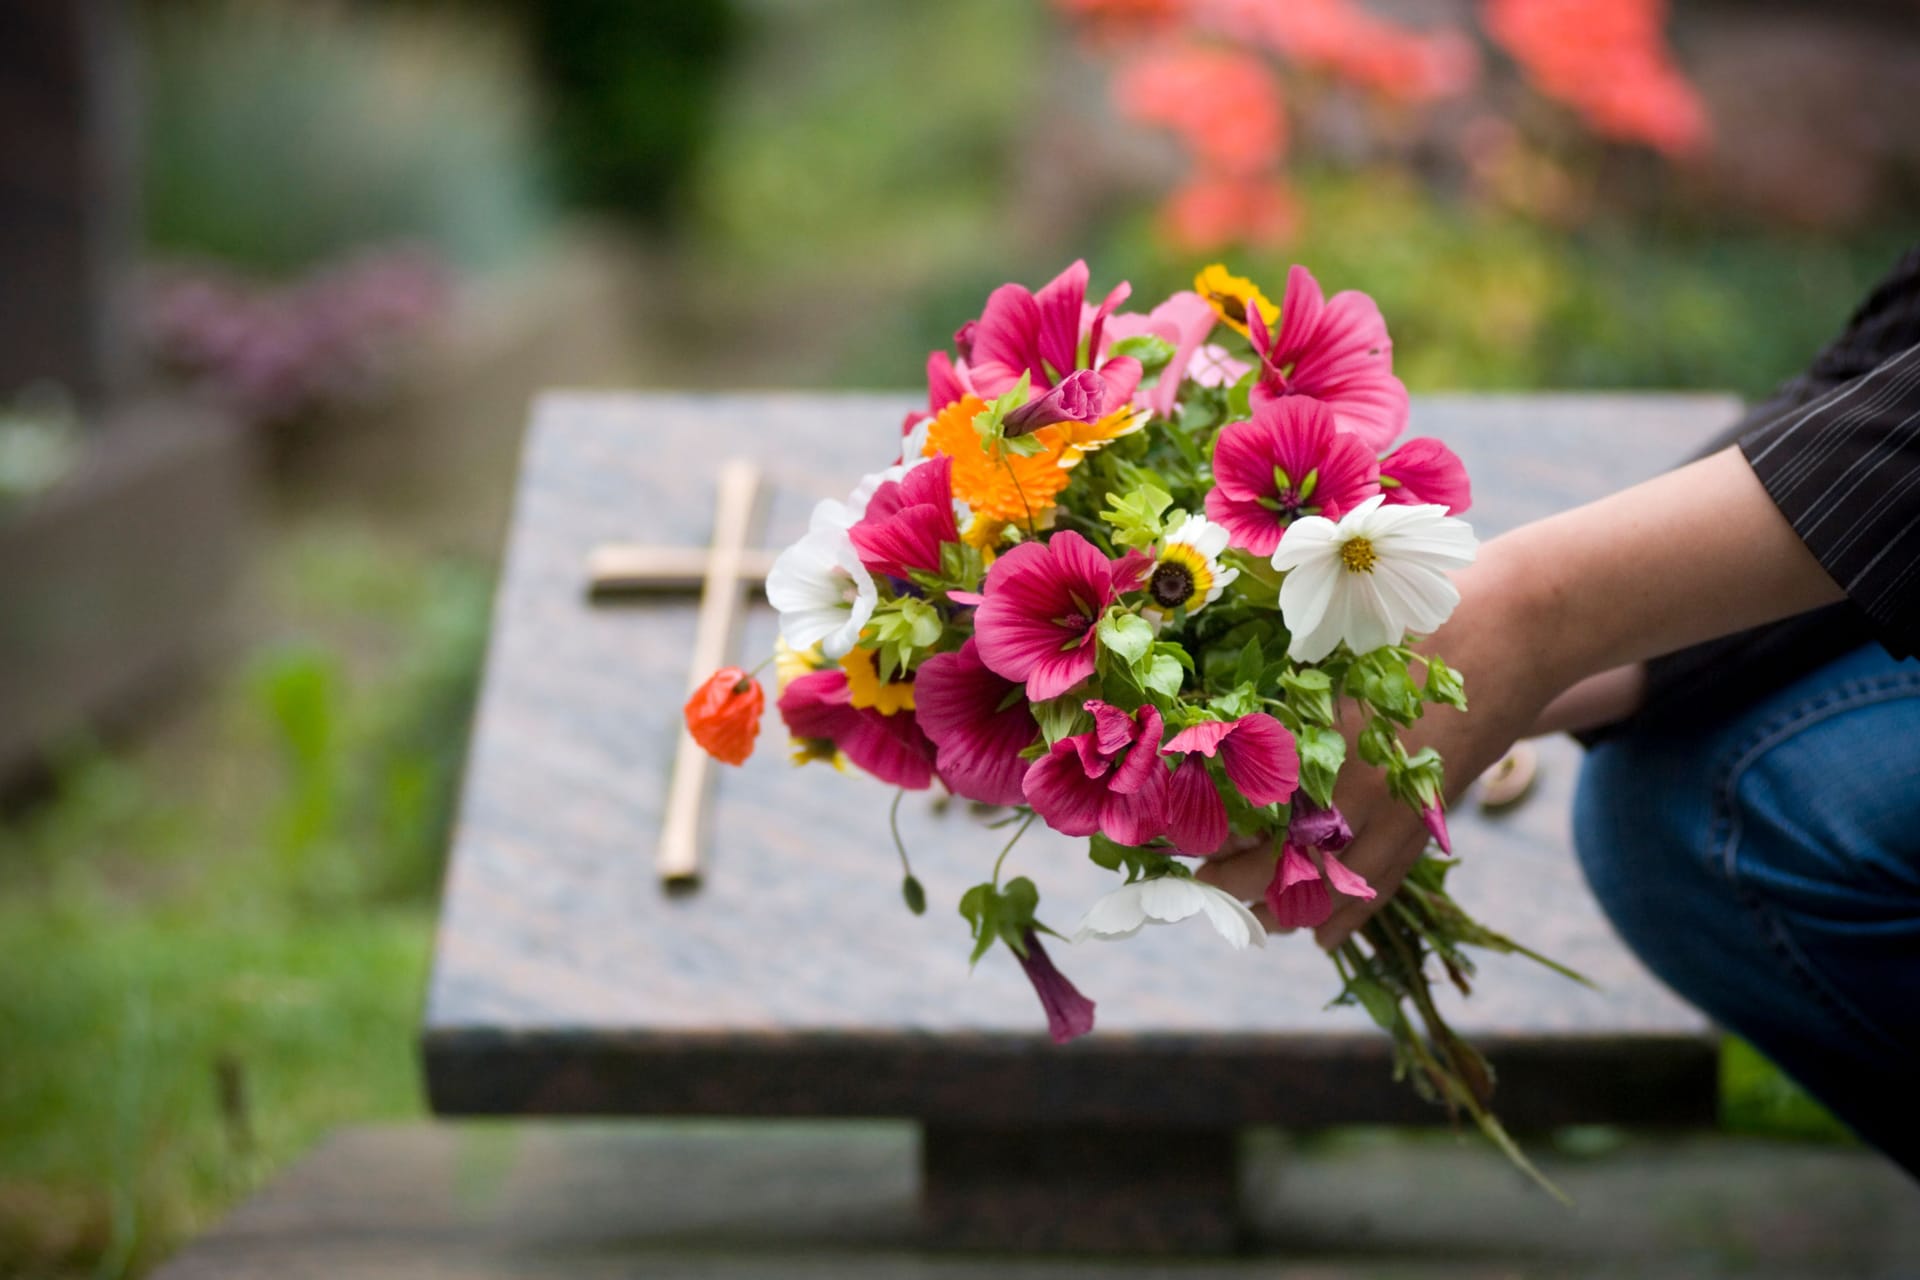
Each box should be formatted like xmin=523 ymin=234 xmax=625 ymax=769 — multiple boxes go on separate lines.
xmin=1059 ymin=0 xmax=1710 ymax=248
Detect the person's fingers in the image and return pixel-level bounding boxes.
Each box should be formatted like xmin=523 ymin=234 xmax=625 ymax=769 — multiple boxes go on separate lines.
xmin=1314 ymin=822 xmax=1428 ymax=950
xmin=1249 ymin=901 xmax=1295 ymax=934
xmin=1193 ymin=847 xmax=1275 ymax=901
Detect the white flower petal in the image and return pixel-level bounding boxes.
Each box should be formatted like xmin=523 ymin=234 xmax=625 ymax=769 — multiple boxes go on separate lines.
xmin=1073 ymin=883 xmax=1150 ymax=942
xmin=1138 ymin=877 xmax=1206 ymax=926
xmin=1196 ymin=885 xmax=1267 ymax=951
xmin=766 ymin=524 xmax=877 ymax=659
xmin=1269 ymin=516 xmax=1338 ymax=571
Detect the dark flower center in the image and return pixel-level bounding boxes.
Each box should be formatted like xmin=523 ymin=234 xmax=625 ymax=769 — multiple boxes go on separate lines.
xmin=1150 ymin=561 xmax=1195 ymax=608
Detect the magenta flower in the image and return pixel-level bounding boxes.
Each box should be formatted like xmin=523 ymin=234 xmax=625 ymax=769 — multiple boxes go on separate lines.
xmin=913 ymin=639 xmax=1040 ymax=807
xmin=925 ymin=348 xmax=976 ymax=415
xmin=1102 ymin=290 xmax=1218 ymax=417
xmin=1164 ymin=753 xmax=1230 ymax=855
xmin=1004 ymin=368 xmax=1109 ymax=434
xmin=973 ymin=531 xmax=1151 ymax=701
xmin=967 ymin=260 xmax=1142 ymax=412
xmin=1205 ymin=396 xmax=1379 ymax=556
xmin=1422 ymin=800 xmax=1453 ymax=856
xmin=1264 ymin=800 xmax=1373 ymax=929
xmin=849 ymin=455 xmax=959 ymax=579
xmin=1014 ymin=928 xmax=1096 ymax=1044
xmin=1162 ymin=713 xmax=1301 ymax=808
xmin=777 ymin=669 xmax=937 ymax=790
xmin=1379 ymin=437 xmax=1472 ymax=514
xmin=1023 ymin=700 xmax=1168 ymax=846
xmin=1248 ymin=265 xmax=1409 ymax=451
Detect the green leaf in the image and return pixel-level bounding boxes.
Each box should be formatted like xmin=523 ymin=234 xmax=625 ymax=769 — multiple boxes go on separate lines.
xmin=1100 ymin=481 xmax=1175 ymax=550
xmin=1424 ymin=656 xmax=1467 ymax=711
xmin=1032 ymin=695 xmax=1091 ymax=746
xmin=1097 ymin=609 xmax=1155 ymax=668
xmin=1110 ymin=333 xmax=1176 ymax=374
xmin=1144 ymin=652 xmax=1185 ymax=699
xmin=1226 ymin=369 xmax=1255 ymax=421
xmin=1347 ymin=977 xmax=1402 ymax=1033
xmin=1233 ymin=637 xmax=1265 ymax=688
xmin=1297 ymin=724 xmax=1346 ymax=809
xmin=1280 ymin=667 xmax=1336 ymax=726
xmin=1346 ymin=650 xmax=1423 ymax=725
xmin=1358 ymin=716 xmax=1400 ymax=768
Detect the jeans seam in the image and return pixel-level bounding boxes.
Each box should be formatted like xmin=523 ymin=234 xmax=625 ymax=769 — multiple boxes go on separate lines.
xmin=1706 ymin=671 xmax=1920 ymax=1057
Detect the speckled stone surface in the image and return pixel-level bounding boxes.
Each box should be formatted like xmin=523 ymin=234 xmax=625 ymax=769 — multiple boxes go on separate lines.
xmin=425 ymin=392 xmax=1739 ymax=1129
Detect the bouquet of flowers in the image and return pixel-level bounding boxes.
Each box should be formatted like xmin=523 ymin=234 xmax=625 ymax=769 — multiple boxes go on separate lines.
xmin=685 ymin=260 xmax=1581 ymax=1190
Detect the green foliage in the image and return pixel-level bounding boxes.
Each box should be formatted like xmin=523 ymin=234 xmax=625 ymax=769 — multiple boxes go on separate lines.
xmin=958 ymin=875 xmax=1044 ymax=965
xmin=1101 ymin=481 xmax=1175 ymax=550
xmin=868 ymin=596 xmax=943 ymax=681
xmin=505 ymin=0 xmax=735 ymax=223
xmin=143 ymin=2 xmax=554 ymax=273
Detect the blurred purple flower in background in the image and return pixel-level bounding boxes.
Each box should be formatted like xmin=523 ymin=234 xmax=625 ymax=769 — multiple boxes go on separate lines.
xmin=144 ymin=246 xmax=451 ymax=428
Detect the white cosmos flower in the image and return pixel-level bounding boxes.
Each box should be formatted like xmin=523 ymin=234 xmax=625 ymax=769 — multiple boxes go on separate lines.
xmin=766 ymin=501 xmax=878 ymax=659
xmin=1073 ymin=876 xmax=1266 ymax=951
xmin=1149 ymin=513 xmax=1239 ymax=614
xmin=1269 ymin=494 xmax=1477 ymax=663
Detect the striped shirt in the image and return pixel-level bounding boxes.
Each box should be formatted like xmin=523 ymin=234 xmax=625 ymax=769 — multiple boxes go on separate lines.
xmin=1623 ymin=246 xmax=1920 ymax=733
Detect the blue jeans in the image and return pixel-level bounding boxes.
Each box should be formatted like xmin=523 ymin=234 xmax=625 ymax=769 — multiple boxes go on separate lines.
xmin=1574 ymin=643 xmax=1920 ymax=1177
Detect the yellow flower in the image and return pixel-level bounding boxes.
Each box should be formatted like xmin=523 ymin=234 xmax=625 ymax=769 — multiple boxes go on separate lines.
xmin=840 ymin=646 xmax=915 ymax=715
xmin=1194 ymin=264 xmax=1278 ymax=337
xmin=790 ymin=737 xmax=845 ymax=770
xmin=773 ymin=637 xmax=825 ymax=693
xmin=1050 ymin=407 xmax=1151 ymax=469
xmin=925 ymin=395 xmax=1072 ymax=528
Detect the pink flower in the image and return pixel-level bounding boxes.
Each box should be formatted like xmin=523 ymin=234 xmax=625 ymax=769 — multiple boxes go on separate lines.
xmin=1102 ymin=290 xmax=1218 ymax=417
xmin=1264 ymin=798 xmax=1373 ymax=929
xmin=1205 ymin=396 xmax=1380 ymax=556
xmin=973 ymin=531 xmax=1151 ymax=701
xmin=849 ymin=455 xmax=959 ymax=579
xmin=1004 ymin=368 xmax=1110 ymax=434
xmin=968 ymin=260 xmax=1142 ymax=412
xmin=777 ymin=670 xmax=937 ymax=790
xmin=1379 ymin=437 xmax=1472 ymax=514
xmin=1013 ymin=928 xmax=1096 ymax=1044
xmin=1023 ymin=700 xmax=1168 ymax=846
xmin=914 ymin=639 xmax=1040 ymax=807
xmin=1248 ymin=265 xmax=1409 ymax=450
xmin=926 ymin=348 xmax=976 ymax=415
xmin=1164 ymin=753 xmax=1230 ymax=855
xmin=1421 ymin=800 xmax=1452 ymax=856
xmin=1162 ymin=713 xmax=1300 ymax=807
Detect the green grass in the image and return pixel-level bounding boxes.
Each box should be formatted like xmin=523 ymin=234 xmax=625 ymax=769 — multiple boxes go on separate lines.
xmin=0 ymin=526 xmax=487 ymax=1279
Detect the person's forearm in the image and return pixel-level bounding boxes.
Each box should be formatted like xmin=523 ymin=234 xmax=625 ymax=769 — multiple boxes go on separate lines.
xmin=1466 ymin=446 xmax=1845 ymax=695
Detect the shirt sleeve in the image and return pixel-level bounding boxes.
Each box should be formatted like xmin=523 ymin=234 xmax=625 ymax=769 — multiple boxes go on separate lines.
xmin=1737 ymin=341 xmax=1920 ymax=658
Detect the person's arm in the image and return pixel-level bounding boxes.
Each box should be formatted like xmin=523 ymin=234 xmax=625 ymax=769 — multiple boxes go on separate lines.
xmin=1200 ymin=444 xmax=1846 ymax=945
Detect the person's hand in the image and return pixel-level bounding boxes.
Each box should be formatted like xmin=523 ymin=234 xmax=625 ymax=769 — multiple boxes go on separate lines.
xmin=1197 ymin=535 xmax=1579 ymax=950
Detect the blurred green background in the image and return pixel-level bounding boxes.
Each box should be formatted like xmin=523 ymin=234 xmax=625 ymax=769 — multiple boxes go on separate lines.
xmin=2 ymin=0 xmax=1904 ymax=1274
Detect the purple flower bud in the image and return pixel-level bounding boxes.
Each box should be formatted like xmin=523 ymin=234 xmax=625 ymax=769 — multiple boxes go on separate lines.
xmin=1013 ymin=928 xmax=1095 ymax=1044
xmin=1421 ymin=801 xmax=1452 ymax=856
xmin=1288 ymin=798 xmax=1353 ymax=852
xmin=1003 ymin=369 xmax=1110 ymax=436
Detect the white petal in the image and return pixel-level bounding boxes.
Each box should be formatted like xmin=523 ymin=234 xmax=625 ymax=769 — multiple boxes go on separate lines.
xmin=1340 ymin=569 xmax=1401 ymax=654
xmin=1137 ymin=877 xmax=1207 ymax=926
xmin=1196 ymin=884 xmax=1267 ymax=951
xmin=1073 ymin=883 xmax=1150 ymax=942
xmin=1269 ymin=517 xmax=1338 ymax=572
xmin=1278 ymin=557 xmax=1339 ymax=647
xmin=1372 ymin=559 xmax=1460 ymax=635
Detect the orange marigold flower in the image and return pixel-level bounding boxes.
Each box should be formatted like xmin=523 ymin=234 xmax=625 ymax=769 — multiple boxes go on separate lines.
xmin=925 ymin=395 xmax=1073 ymax=527
xmin=684 ymin=666 xmax=765 ymax=765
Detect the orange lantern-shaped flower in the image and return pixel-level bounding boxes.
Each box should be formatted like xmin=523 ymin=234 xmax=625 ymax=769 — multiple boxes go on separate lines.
xmin=684 ymin=667 xmax=765 ymax=765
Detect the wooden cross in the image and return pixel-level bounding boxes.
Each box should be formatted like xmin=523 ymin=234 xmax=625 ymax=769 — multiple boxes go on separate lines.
xmin=585 ymin=459 xmax=783 ymax=886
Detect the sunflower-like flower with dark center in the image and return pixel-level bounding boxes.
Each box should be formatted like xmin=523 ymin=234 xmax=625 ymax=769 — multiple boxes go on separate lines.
xmin=1146 ymin=514 xmax=1238 ymax=616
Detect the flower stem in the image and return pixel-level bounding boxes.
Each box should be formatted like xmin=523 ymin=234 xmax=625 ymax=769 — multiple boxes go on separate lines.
xmin=991 ymin=811 xmax=1038 ymax=886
